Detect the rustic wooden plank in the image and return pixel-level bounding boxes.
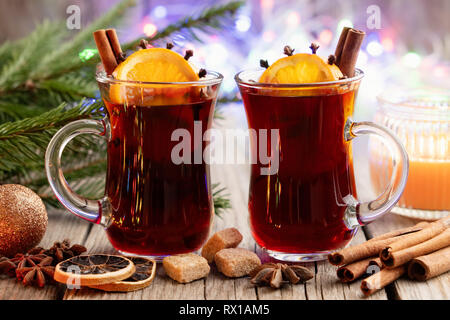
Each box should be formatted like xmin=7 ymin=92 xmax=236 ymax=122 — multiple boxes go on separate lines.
xmin=0 ymin=209 xmax=90 ymax=300
xmin=364 ymin=213 xmax=450 ymax=300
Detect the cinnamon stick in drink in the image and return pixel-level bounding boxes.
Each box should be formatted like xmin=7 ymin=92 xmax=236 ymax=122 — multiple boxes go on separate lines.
xmin=380 ymin=217 xmax=450 ymax=262
xmin=334 ymin=27 xmax=365 ymax=77
xmin=381 ymin=228 xmax=450 ymax=268
xmin=408 ymin=246 xmax=450 ymax=281
xmin=360 ymin=265 xmax=406 ymax=296
xmin=337 ymin=257 xmax=382 ymax=282
xmin=106 ymin=29 xmax=123 ymax=61
xmin=93 ymin=29 xmax=122 ymax=75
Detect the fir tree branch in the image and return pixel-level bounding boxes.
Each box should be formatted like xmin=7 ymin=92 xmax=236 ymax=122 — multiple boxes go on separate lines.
xmin=0 ymin=100 xmax=102 ymax=175
xmin=124 ymin=1 xmax=244 ymax=50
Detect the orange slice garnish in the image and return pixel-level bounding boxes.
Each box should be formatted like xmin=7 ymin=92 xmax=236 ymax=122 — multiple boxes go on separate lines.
xmin=110 ymin=48 xmax=200 ymax=106
xmin=259 ymin=53 xmax=343 ymax=84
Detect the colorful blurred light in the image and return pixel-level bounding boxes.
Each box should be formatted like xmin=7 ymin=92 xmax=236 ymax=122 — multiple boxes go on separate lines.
xmin=367 ymin=40 xmax=384 ymax=56
xmin=263 ymin=31 xmax=276 ymax=42
xmin=402 ymin=52 xmax=422 ymax=68
xmin=261 ymin=0 xmax=274 ymax=9
xmin=153 ymin=6 xmax=167 ymax=19
xmin=79 ymin=48 xmax=97 ymax=62
xmin=337 ymin=19 xmax=353 ymax=32
xmin=236 ymin=15 xmax=251 ymax=32
xmin=318 ymin=29 xmax=333 ymax=46
xmin=287 ymin=11 xmax=300 ymax=26
xmin=381 ymin=37 xmax=394 ymax=52
xmin=143 ymin=23 xmax=158 ymax=38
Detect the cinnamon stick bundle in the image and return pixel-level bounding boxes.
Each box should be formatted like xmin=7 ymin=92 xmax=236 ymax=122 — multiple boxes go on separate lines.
xmin=93 ymin=29 xmax=123 ymax=75
xmin=337 ymin=257 xmax=382 ymax=283
xmin=328 ymin=233 xmax=414 ymax=266
xmin=334 ymin=27 xmax=365 ymax=77
xmin=380 ymin=216 xmax=450 ymax=265
xmin=360 ymin=265 xmax=406 ymax=297
xmin=381 ymin=228 xmax=450 ymax=268
xmin=408 ymin=246 xmax=450 ymax=281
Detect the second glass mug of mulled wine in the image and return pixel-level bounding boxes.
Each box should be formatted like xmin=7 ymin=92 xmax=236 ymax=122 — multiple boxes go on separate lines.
xmin=235 ymin=68 xmax=409 ymax=261
xmin=45 ymin=66 xmax=223 ymax=259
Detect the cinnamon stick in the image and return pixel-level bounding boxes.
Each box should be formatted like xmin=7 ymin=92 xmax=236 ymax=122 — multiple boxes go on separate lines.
xmin=360 ymin=265 xmax=406 ymax=296
xmin=93 ymin=29 xmax=120 ymax=75
xmin=106 ymin=29 xmax=123 ymax=61
xmin=328 ymin=233 xmax=413 ymax=266
xmin=380 ymin=217 xmax=450 ymax=262
xmin=408 ymin=246 xmax=450 ymax=281
xmin=337 ymin=257 xmax=382 ymax=283
xmin=381 ymin=228 xmax=450 ymax=268
xmin=334 ymin=27 xmax=350 ymax=66
xmin=334 ymin=27 xmax=365 ymax=77
xmin=367 ymin=221 xmax=429 ymax=242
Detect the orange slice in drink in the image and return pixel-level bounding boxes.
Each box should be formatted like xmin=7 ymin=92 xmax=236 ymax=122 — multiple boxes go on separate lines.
xmin=259 ymin=53 xmax=343 ymax=84
xmin=110 ymin=48 xmax=200 ymax=106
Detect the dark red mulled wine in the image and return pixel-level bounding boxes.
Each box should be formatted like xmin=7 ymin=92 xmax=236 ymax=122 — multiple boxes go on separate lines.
xmin=103 ymin=99 xmax=214 ymax=256
xmin=239 ymin=87 xmax=359 ymax=253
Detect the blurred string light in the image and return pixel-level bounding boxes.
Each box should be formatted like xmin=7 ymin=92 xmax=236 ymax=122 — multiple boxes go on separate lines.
xmin=79 ymin=48 xmax=97 ymax=62
xmin=337 ymin=19 xmax=353 ymax=33
xmin=402 ymin=52 xmax=422 ymax=68
xmin=318 ymin=29 xmax=333 ymax=46
xmin=263 ymin=31 xmax=276 ymax=42
xmin=287 ymin=11 xmax=300 ymax=26
xmin=367 ymin=40 xmax=384 ymax=57
xmin=143 ymin=23 xmax=158 ymax=38
xmin=260 ymin=0 xmax=274 ymax=10
xmin=152 ymin=5 xmax=167 ymax=19
xmin=235 ymin=15 xmax=251 ymax=32
xmin=381 ymin=37 xmax=394 ymax=52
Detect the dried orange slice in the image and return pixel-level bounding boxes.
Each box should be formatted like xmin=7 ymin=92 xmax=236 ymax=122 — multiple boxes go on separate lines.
xmin=110 ymin=48 xmax=199 ymax=105
xmin=54 ymin=254 xmax=135 ymax=286
xmin=259 ymin=53 xmax=343 ymax=84
xmin=87 ymin=257 xmax=156 ymax=292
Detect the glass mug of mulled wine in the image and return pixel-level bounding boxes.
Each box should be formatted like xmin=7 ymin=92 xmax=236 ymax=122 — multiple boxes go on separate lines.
xmin=235 ymin=68 xmax=409 ymax=261
xmin=45 ymin=66 xmax=223 ymax=259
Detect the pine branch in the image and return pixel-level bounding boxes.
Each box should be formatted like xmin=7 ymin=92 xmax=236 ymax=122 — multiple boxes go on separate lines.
xmin=124 ymin=1 xmax=244 ymax=50
xmin=213 ymin=183 xmax=232 ymax=217
xmin=0 ymin=100 xmax=102 ymax=177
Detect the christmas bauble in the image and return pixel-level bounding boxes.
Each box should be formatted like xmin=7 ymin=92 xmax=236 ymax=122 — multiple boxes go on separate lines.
xmin=0 ymin=184 xmax=47 ymax=257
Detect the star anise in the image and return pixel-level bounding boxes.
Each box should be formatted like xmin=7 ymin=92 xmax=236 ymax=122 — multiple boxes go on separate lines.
xmin=0 ymin=256 xmax=16 ymax=277
xmin=250 ymin=263 xmax=313 ymax=289
xmin=16 ymin=255 xmax=55 ymax=288
xmin=44 ymin=239 xmax=87 ymax=264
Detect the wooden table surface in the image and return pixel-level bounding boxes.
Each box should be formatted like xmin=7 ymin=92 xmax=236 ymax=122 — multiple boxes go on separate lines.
xmin=1 ymin=104 xmax=448 ymax=300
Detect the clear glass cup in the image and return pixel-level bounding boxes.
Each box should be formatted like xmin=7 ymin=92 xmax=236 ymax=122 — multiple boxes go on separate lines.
xmin=45 ymin=66 xmax=223 ymax=259
xmin=235 ymin=68 xmax=409 ymax=262
xmin=370 ymin=89 xmax=449 ymax=220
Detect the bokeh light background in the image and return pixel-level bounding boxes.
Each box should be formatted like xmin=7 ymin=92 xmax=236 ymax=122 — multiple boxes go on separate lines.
xmin=1 ymin=0 xmax=449 ymax=120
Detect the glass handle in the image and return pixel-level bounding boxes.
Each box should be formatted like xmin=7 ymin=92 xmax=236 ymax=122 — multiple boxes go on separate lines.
xmin=45 ymin=118 xmax=112 ymax=227
xmin=343 ymin=119 xmax=409 ymax=228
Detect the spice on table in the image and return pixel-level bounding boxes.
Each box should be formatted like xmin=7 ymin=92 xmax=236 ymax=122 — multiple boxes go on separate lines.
xmin=16 ymin=255 xmax=54 ymax=288
xmin=44 ymin=239 xmax=87 ymax=263
xmin=360 ymin=266 xmax=406 ymax=296
xmin=408 ymin=246 xmax=450 ymax=281
xmin=250 ymin=263 xmax=313 ymax=289
xmin=337 ymin=257 xmax=382 ymax=283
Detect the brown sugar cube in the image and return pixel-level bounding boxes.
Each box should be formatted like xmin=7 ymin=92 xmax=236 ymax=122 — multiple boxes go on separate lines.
xmin=163 ymin=253 xmax=210 ymax=284
xmin=201 ymin=228 xmax=243 ymax=263
xmin=215 ymin=248 xmax=261 ymax=278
